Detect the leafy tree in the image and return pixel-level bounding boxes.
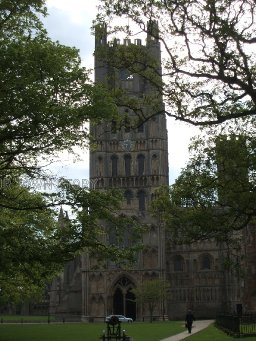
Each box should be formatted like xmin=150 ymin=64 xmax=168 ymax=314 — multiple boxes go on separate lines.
xmin=1 ymin=1 xmax=117 ymax=184
xmin=0 ymin=183 xmax=59 ymax=305
xmin=151 ymin=133 xmax=256 ymax=244
xmin=131 ymin=279 xmax=170 ymax=322
xmin=96 ymin=0 xmax=256 ymax=129
xmin=57 ymin=179 xmax=143 ymax=266
xmin=0 ymin=1 xmax=143 ymax=304
xmin=0 ymin=179 xmax=143 ymax=305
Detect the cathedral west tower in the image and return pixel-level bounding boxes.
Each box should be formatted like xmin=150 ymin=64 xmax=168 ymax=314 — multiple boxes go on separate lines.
xmin=83 ymin=22 xmax=169 ymax=321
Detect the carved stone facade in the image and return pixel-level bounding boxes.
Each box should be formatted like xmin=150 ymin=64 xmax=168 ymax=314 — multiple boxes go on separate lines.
xmin=49 ymin=23 xmax=256 ymax=320
xmin=166 ymin=241 xmax=242 ymax=318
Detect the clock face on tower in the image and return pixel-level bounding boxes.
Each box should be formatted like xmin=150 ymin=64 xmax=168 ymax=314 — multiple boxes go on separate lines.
xmin=120 ymin=139 xmax=135 ymax=152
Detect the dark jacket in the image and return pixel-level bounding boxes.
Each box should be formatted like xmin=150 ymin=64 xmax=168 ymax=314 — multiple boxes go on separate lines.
xmin=185 ymin=311 xmax=195 ymax=325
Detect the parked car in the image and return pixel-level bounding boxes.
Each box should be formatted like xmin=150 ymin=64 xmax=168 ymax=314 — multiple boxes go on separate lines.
xmin=105 ymin=315 xmax=133 ymax=323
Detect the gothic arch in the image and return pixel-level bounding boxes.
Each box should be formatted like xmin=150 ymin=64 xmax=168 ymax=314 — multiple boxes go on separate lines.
xmin=108 ymin=215 xmax=132 ymax=248
xmin=111 ymin=154 xmax=118 ymax=177
xmin=137 ymin=190 xmax=146 ymax=211
xmin=111 ymin=276 xmax=136 ymax=320
xmin=124 ymin=154 xmax=132 ymax=176
xmin=137 ymin=154 xmax=145 ymax=176
xmin=173 ymin=255 xmax=185 ymax=272
xmin=199 ymin=253 xmax=213 ymax=270
xmin=193 ymin=259 xmax=197 ymax=272
xmin=151 ymin=154 xmax=158 ymax=175
xmin=124 ymin=190 xmax=133 ymax=205
xmin=97 ymin=156 xmax=103 ymax=177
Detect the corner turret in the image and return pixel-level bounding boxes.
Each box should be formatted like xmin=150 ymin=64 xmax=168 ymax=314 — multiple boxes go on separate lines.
xmin=95 ymin=22 xmax=107 ymax=47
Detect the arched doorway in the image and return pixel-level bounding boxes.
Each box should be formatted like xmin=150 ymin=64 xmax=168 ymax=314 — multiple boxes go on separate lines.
xmin=112 ymin=277 xmax=136 ymax=320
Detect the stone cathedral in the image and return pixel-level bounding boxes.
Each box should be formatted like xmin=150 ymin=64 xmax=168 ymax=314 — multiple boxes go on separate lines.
xmin=49 ymin=23 xmax=256 ymax=320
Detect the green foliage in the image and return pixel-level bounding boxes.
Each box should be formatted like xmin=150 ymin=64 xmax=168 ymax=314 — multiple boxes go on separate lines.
xmin=151 ymin=133 xmax=256 ymax=245
xmin=0 ymin=6 xmax=117 ymax=177
xmin=132 ymin=279 xmax=170 ymax=322
xmin=55 ymin=179 xmax=144 ymax=266
xmin=97 ymin=0 xmax=256 ymax=130
xmin=0 ymin=177 xmax=143 ymax=304
xmin=0 ymin=182 xmax=60 ymax=304
xmin=0 ymin=1 xmax=141 ymax=304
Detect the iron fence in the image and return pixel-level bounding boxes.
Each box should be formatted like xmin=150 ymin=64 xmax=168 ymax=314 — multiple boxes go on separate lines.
xmin=216 ymin=314 xmax=256 ymax=337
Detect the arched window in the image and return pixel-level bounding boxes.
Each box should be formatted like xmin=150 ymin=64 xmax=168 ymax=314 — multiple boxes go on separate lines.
xmin=137 ymin=190 xmax=146 ymax=211
xmin=111 ymin=155 xmax=118 ymax=177
xmin=108 ymin=217 xmax=132 ymax=250
xmin=137 ymin=154 xmax=145 ymax=176
xmin=124 ymin=154 xmax=131 ymax=176
xmin=98 ymin=156 xmax=103 ymax=177
xmin=124 ymin=190 xmax=133 ymax=205
xmin=151 ymin=154 xmax=158 ymax=175
xmin=200 ymin=254 xmax=212 ymax=270
xmin=173 ymin=255 xmax=184 ymax=272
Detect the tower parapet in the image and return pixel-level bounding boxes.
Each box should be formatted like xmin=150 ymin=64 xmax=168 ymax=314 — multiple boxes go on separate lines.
xmin=95 ymin=21 xmax=159 ymax=48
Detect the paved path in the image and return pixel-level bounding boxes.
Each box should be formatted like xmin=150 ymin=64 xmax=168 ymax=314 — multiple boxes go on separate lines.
xmin=159 ymin=320 xmax=214 ymax=341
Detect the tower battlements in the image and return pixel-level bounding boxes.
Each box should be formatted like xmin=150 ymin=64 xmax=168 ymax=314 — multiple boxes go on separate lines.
xmin=109 ymin=38 xmax=142 ymax=47
xmin=95 ymin=21 xmax=160 ymax=48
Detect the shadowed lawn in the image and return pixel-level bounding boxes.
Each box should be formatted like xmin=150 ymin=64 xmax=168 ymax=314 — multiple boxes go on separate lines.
xmin=0 ymin=315 xmax=51 ymax=322
xmin=0 ymin=321 xmax=184 ymax=341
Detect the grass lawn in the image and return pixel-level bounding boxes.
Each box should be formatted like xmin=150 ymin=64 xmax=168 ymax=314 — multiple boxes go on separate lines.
xmin=1 ymin=320 xmax=256 ymax=341
xmin=0 ymin=321 xmax=184 ymax=341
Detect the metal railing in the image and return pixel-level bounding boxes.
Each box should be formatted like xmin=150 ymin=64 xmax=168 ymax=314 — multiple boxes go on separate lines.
xmin=216 ymin=314 xmax=256 ymax=337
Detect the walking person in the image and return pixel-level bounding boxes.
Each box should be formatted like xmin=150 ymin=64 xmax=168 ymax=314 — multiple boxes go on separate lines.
xmin=185 ymin=309 xmax=195 ymax=333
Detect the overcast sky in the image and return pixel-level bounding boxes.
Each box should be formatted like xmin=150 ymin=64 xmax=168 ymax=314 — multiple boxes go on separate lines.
xmin=44 ymin=0 xmax=197 ymax=185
